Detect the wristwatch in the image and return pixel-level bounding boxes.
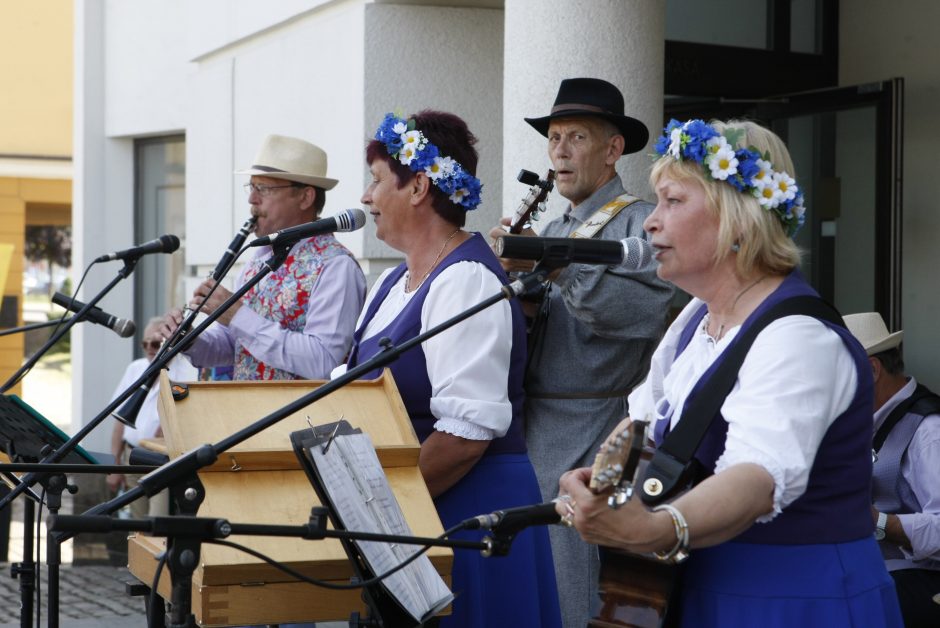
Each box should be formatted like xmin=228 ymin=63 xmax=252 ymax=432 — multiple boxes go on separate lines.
xmin=874 ymin=511 xmax=888 ymax=541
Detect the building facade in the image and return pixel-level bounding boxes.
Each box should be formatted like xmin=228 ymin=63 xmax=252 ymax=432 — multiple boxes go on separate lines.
xmin=73 ymin=0 xmax=940 ymax=453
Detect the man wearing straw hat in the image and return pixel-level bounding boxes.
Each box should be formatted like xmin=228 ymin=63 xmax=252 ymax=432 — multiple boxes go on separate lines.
xmin=844 ymin=312 xmax=940 ymax=627
xmin=161 ymin=134 xmax=366 ymax=380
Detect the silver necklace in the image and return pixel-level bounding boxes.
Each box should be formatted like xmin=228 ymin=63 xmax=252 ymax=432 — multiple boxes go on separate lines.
xmin=710 ymin=275 xmax=766 ymax=340
xmin=406 ymin=228 xmax=460 ymax=293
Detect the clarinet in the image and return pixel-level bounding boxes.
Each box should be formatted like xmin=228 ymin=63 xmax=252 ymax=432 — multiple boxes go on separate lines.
xmin=112 ymin=215 xmax=257 ymax=427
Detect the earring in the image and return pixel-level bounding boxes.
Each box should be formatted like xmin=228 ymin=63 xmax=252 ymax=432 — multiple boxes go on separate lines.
xmin=731 ymin=241 xmax=741 ymax=253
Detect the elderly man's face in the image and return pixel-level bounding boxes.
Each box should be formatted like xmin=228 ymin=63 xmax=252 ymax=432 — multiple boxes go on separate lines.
xmin=547 ymin=118 xmax=620 ymax=207
xmin=246 ymin=175 xmax=312 ymax=237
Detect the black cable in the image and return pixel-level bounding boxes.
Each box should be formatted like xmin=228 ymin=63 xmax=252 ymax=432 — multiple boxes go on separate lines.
xmin=148 ymin=550 xmax=168 ymax=627
xmin=204 ymin=521 xmax=470 ymax=591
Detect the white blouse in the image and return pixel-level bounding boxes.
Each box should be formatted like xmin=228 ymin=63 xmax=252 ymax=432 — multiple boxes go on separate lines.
xmin=333 ymin=260 xmax=514 ymax=441
xmin=628 ymin=298 xmax=859 ymax=520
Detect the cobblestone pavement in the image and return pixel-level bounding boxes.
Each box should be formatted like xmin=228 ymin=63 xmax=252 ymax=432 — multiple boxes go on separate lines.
xmin=0 ymin=562 xmax=146 ymax=627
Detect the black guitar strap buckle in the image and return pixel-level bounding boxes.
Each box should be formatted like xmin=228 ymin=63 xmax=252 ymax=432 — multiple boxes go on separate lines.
xmin=639 ymin=450 xmax=689 ymax=506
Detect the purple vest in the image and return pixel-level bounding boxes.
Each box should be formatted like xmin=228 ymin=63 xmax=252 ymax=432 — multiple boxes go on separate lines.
xmin=670 ymin=272 xmax=875 ymax=544
xmin=347 ymin=233 xmax=527 ymax=455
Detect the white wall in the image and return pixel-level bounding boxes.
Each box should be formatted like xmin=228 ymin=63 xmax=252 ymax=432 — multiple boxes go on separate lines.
xmin=362 ymin=3 xmax=504 ymax=277
xmin=840 ymin=0 xmax=940 ymax=388
xmin=73 ymin=0 xmax=506 ymax=444
xmin=502 ymin=0 xmax=665 ymax=227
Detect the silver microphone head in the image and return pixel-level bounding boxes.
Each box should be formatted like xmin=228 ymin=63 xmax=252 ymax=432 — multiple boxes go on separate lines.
xmin=621 ymin=237 xmax=654 ymax=270
xmin=336 ymin=208 xmax=367 ymax=232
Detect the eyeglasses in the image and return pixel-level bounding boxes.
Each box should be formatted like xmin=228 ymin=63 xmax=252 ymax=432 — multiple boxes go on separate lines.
xmin=140 ymin=339 xmax=162 ymax=351
xmin=243 ymin=182 xmax=303 ymax=197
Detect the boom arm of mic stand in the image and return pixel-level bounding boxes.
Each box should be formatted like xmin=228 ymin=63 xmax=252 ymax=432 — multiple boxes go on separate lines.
xmin=0 ymin=248 xmax=290 ymax=512
xmin=0 ymin=317 xmax=70 ymax=338
xmin=0 ymin=260 xmax=138 ymax=393
xmin=64 ymin=268 xmax=549 ymax=531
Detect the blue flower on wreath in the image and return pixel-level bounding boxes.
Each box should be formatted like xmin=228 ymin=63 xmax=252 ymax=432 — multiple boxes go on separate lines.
xmin=373 ymin=112 xmax=482 ymax=211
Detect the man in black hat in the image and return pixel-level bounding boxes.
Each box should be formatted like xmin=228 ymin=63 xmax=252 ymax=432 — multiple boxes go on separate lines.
xmin=491 ymin=77 xmax=673 ymax=626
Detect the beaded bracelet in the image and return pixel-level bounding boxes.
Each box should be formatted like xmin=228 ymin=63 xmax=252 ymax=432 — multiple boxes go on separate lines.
xmin=652 ymin=503 xmax=690 ymax=564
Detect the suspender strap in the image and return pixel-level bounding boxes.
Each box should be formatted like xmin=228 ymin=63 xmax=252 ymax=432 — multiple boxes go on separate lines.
xmin=569 ymin=194 xmax=641 ymax=239
xmin=873 ymin=383 xmax=940 ymax=453
xmin=640 ymin=295 xmax=845 ymax=505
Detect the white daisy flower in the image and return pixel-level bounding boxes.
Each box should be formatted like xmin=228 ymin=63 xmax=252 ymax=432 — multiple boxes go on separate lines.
xmin=425 ymin=156 xmax=452 ymax=181
xmin=401 ymin=130 xmax=425 ymax=151
xmin=706 ymin=139 xmax=738 ymax=181
xmin=772 ymin=171 xmax=798 ymax=202
xmin=750 ymin=158 xmax=774 ymax=188
xmin=756 ymin=184 xmax=780 ymax=208
xmin=449 ymin=188 xmax=468 ymax=205
xmin=399 ymin=144 xmax=418 ymax=166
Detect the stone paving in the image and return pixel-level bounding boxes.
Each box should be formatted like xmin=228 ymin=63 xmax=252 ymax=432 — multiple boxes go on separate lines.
xmin=0 ymin=561 xmax=146 ymax=626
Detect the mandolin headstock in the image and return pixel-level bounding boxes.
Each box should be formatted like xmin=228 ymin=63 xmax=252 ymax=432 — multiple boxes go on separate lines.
xmin=589 ymin=419 xmax=649 ymax=505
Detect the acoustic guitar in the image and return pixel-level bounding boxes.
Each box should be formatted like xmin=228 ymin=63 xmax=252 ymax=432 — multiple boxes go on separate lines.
xmin=508 ymin=169 xmax=555 ymax=233
xmin=587 ymin=420 xmax=679 ymax=628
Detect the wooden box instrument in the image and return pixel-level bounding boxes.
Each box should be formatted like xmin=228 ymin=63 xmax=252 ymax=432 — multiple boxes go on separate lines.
xmin=127 ymin=370 xmax=452 ymax=627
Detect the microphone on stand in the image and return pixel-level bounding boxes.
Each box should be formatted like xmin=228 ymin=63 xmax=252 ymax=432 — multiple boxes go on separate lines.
xmin=51 ymin=292 xmax=136 ymax=338
xmin=249 ymin=209 xmax=367 ymax=247
xmin=94 ymin=234 xmax=180 ymax=263
xmin=464 ymin=501 xmax=562 ymax=536
xmin=494 ymin=235 xmax=653 ymax=270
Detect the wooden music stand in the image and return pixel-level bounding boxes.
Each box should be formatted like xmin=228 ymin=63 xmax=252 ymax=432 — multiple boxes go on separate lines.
xmin=127 ymin=370 xmax=451 ymax=627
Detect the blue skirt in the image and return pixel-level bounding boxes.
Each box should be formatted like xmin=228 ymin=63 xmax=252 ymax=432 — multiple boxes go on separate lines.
xmin=677 ymin=538 xmax=903 ymax=627
xmin=433 ymin=453 xmax=562 ymax=628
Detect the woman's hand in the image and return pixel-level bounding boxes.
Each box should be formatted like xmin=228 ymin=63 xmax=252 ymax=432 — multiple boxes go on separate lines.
xmin=556 ymin=467 xmax=674 ymax=552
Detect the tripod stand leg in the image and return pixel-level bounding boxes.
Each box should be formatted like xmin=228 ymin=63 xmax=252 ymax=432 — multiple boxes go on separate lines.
xmin=10 ymin=498 xmax=35 ymax=628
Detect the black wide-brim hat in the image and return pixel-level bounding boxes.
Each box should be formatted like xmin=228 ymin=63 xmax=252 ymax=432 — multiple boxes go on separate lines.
xmin=525 ymin=77 xmax=649 ymax=155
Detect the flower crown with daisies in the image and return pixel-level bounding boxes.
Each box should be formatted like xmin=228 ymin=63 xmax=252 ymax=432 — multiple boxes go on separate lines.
xmin=374 ymin=113 xmax=483 ymax=211
xmin=654 ymin=119 xmax=806 ymax=237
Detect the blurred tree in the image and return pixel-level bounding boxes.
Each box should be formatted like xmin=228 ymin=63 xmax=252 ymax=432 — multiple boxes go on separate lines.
xmin=24 ymin=225 xmax=71 ymax=300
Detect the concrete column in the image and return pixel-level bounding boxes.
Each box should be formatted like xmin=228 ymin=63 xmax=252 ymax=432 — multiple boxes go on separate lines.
xmin=362 ymin=2 xmax=504 ymax=284
xmin=503 ymin=0 xmax=665 ymax=224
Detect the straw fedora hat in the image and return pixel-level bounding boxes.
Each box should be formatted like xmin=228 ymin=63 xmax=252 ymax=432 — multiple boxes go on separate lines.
xmin=842 ymin=312 xmax=904 ymax=356
xmin=235 ymin=134 xmax=338 ymax=190
xmin=524 ymin=77 xmax=649 ymax=155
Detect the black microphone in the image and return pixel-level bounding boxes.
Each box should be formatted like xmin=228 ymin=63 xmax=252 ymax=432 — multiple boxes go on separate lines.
xmin=495 ymin=235 xmax=653 ymax=270
xmin=94 ymin=234 xmax=180 ymax=263
xmin=249 ymin=208 xmax=367 ymax=247
xmin=465 ymin=501 xmax=562 ymax=536
xmin=51 ymin=292 xmax=136 ymax=338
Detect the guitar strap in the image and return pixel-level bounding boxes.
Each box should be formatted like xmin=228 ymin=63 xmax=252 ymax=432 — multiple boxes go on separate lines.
xmin=569 ymin=193 xmax=641 ymax=239
xmin=639 ymin=295 xmax=846 ymax=506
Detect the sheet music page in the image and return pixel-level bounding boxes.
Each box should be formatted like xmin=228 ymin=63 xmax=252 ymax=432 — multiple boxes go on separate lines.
xmin=311 ymin=432 xmax=453 ymax=622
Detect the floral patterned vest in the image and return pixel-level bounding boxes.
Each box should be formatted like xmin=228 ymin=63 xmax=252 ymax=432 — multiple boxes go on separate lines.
xmin=234 ymin=234 xmax=351 ymax=380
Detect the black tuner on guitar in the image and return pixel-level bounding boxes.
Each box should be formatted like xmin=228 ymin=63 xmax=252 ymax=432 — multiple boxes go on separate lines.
xmin=508 ymin=169 xmax=555 ymax=234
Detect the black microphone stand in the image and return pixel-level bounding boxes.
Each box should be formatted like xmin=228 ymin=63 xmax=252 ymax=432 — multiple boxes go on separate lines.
xmin=57 ymin=266 xmax=551 ymax=627
xmin=0 ymin=462 xmax=156 ymax=628
xmin=0 ymin=318 xmax=70 ymax=338
xmin=0 ymin=243 xmax=295 ymax=628
xmin=0 ymin=260 xmax=138 ymax=394
xmin=0 ymin=244 xmax=288 ymax=513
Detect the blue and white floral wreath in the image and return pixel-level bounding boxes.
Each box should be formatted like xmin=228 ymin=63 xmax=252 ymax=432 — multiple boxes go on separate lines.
xmin=654 ymin=119 xmax=806 ymax=238
xmin=374 ymin=113 xmax=483 ymax=211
